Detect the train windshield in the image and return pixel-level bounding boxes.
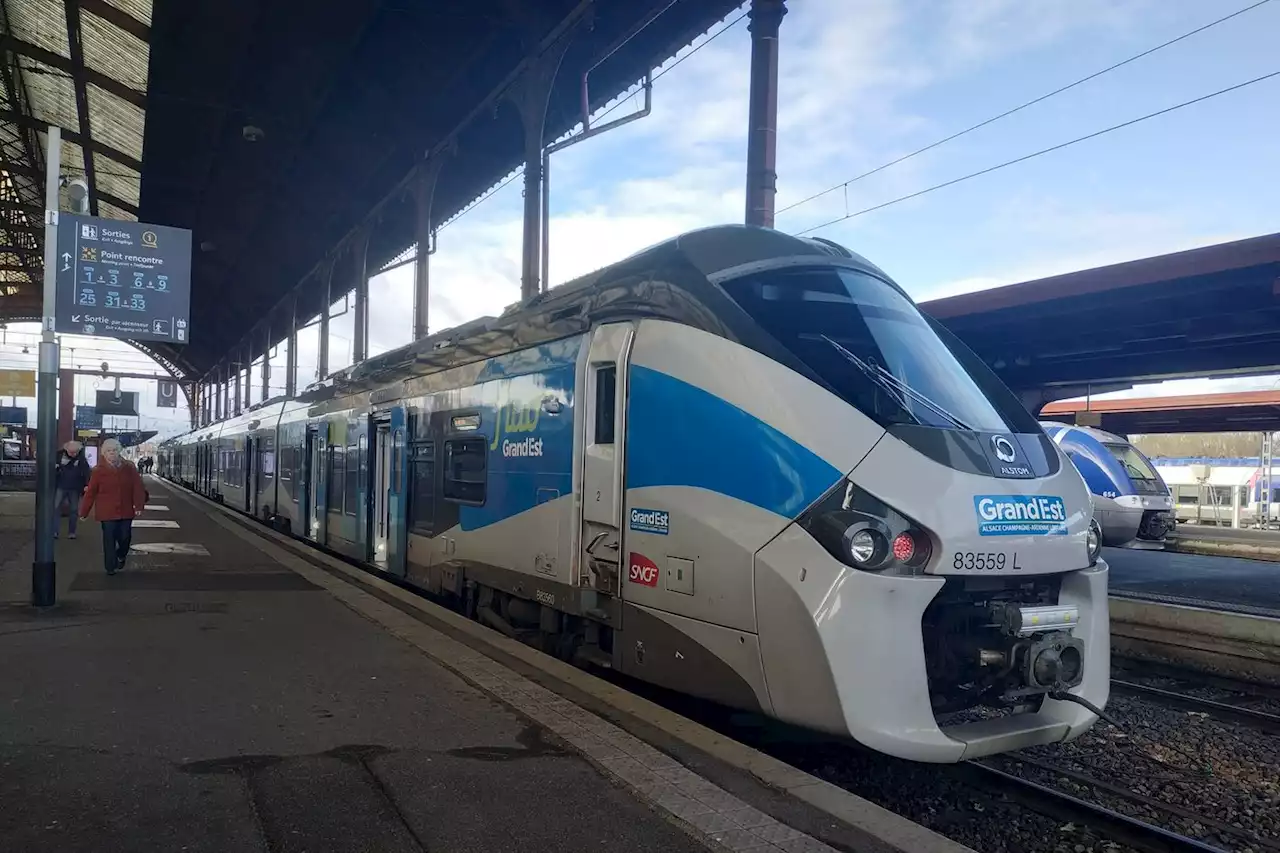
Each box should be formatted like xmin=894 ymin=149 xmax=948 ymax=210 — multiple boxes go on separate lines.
xmin=1105 ymin=443 xmax=1159 ymax=482
xmin=720 ymin=265 xmax=1010 ymax=432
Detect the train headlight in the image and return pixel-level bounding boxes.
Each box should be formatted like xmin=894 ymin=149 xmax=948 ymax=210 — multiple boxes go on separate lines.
xmin=1087 ymin=518 xmax=1102 ymax=565
xmin=803 ymin=480 xmax=933 ymax=574
xmin=846 ymin=527 xmax=884 ymax=566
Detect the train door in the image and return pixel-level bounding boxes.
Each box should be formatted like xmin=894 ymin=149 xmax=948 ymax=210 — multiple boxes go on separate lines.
xmin=243 ymin=437 xmax=254 ymax=514
xmin=385 ymin=406 xmax=408 ymax=577
xmin=308 ymin=426 xmax=326 ymax=542
xmin=372 ymin=418 xmax=391 ymax=566
xmin=303 ymin=428 xmax=316 ymax=539
xmin=577 ymin=323 xmax=634 ymax=609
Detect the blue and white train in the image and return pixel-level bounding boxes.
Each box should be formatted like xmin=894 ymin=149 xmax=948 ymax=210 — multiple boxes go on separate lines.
xmin=1040 ymin=422 xmax=1175 ymax=549
xmin=160 ymin=225 xmax=1108 ymax=763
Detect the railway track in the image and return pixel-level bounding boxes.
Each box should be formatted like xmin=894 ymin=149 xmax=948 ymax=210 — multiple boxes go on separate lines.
xmin=959 ymin=760 xmax=1232 ymax=853
xmin=1112 ymin=677 xmax=1280 ymax=735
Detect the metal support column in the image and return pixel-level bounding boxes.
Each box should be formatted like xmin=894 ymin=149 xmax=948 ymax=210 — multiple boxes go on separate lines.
xmin=234 ymin=361 xmax=243 ymax=416
xmin=243 ymin=343 xmax=252 ymax=410
xmin=285 ymin=294 xmax=298 ymax=397
xmin=744 ymin=0 xmax=786 ymax=228
xmin=260 ymin=324 xmax=271 ymax=402
xmin=33 ymin=127 xmax=61 ymax=605
xmin=353 ymin=232 xmax=370 ymax=364
xmin=413 ymin=156 xmax=445 ymax=341
xmin=1260 ymin=431 xmax=1275 ymax=529
xmin=318 ymin=261 xmax=332 ymax=379
xmin=510 ymin=34 xmax=576 ymax=301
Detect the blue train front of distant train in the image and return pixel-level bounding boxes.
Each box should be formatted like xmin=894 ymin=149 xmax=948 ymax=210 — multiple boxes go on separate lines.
xmin=1040 ymin=421 xmax=1175 ymax=548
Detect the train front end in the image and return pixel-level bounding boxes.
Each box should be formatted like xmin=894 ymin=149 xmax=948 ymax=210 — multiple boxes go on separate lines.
xmin=1041 ymin=423 xmax=1175 ymax=549
xmin=725 ymin=250 xmax=1108 ymax=763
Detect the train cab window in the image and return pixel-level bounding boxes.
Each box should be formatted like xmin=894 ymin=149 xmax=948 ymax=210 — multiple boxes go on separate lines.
xmin=594 ymin=365 xmax=616 ymax=444
xmin=442 ymin=438 xmax=486 ymax=504
xmin=720 ymin=265 xmax=1019 ymax=433
xmin=344 ymin=444 xmax=358 ymax=516
xmin=327 ymin=446 xmax=344 ymax=512
xmin=409 ymin=441 xmax=435 ymax=534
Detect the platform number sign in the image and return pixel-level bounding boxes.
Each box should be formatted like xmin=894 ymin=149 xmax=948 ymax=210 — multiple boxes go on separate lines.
xmin=54 ymin=213 xmax=192 ymax=344
xmin=156 ymin=380 xmax=178 ymax=408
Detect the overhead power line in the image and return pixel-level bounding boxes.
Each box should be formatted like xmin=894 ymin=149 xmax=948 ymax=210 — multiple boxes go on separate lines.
xmin=794 ymin=69 xmax=1280 ymax=236
xmin=778 ymin=0 xmax=1274 ymax=217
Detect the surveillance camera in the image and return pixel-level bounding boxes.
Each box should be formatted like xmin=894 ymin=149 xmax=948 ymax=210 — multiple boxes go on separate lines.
xmin=67 ymin=178 xmax=90 ymax=214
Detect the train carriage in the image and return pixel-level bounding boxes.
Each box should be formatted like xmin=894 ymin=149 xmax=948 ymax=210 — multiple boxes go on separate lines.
xmin=161 ymin=225 xmax=1109 ymax=763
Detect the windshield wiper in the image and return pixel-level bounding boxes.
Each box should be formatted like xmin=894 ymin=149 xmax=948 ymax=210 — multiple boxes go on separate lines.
xmin=820 ymin=335 xmax=975 ymax=431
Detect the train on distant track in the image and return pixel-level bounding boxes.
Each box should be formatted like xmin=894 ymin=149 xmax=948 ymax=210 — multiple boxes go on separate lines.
xmin=1040 ymin=422 xmax=1175 ymax=549
xmin=159 ymin=225 xmax=1108 ymax=763
xmin=1153 ymin=457 xmax=1279 ymax=528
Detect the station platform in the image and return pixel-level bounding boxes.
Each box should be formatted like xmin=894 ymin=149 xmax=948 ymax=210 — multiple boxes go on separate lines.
xmin=0 ymin=480 xmax=954 ymax=853
xmin=1105 ymin=546 xmax=1280 ymax=617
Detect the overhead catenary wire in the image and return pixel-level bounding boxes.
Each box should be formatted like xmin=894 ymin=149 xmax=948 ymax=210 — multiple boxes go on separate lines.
xmin=793 ymin=69 xmax=1280 ymax=236
xmin=778 ymin=0 xmax=1274 ymax=218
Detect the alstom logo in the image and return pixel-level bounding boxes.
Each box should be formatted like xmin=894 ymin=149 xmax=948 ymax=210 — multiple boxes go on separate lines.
xmin=629 ymin=553 xmax=660 ymax=587
xmin=974 ymin=495 xmax=1068 ymax=536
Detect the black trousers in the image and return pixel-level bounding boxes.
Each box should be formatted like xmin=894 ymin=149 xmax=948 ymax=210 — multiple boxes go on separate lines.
xmin=101 ymin=519 xmax=133 ymax=574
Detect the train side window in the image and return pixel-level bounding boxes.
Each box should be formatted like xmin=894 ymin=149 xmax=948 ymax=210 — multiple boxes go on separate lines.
xmin=409 ymin=441 xmax=435 ymax=534
xmin=292 ymin=442 xmax=303 ymax=503
xmin=357 ymin=435 xmax=368 ymax=513
xmin=327 ymin=446 xmax=344 ymax=512
xmin=442 ymin=438 xmax=486 ymax=505
xmin=594 ymin=364 xmax=616 ymax=444
xmin=344 ymin=443 xmax=358 ymax=516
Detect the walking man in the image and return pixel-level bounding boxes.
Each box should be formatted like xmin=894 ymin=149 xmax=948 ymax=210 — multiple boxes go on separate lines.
xmin=79 ymin=438 xmax=147 ymax=575
xmin=53 ymin=440 xmax=92 ymax=539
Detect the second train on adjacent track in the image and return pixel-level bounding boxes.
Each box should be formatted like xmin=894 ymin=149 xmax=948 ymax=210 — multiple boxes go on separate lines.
xmin=159 ymin=225 xmax=1109 ymax=763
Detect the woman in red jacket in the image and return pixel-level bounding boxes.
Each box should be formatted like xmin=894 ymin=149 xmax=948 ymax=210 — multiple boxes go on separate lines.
xmin=79 ymin=438 xmax=147 ymax=575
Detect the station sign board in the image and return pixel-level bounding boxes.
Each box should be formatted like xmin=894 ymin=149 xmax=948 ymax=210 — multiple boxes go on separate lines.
xmin=54 ymin=213 xmax=191 ymax=345
xmin=95 ymin=390 xmax=140 ymax=417
xmin=0 ymin=369 xmax=35 ymax=397
xmin=0 ymin=406 xmax=27 ymax=425
xmin=156 ymin=380 xmax=178 ymax=408
xmin=74 ymin=405 xmax=103 ymax=430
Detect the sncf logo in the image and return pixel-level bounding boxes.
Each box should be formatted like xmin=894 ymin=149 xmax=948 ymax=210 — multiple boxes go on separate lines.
xmin=628 ymin=553 xmax=659 ymax=587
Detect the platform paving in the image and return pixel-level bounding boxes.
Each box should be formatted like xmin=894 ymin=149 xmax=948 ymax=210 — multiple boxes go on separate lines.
xmin=0 ymin=480 xmax=715 ymax=852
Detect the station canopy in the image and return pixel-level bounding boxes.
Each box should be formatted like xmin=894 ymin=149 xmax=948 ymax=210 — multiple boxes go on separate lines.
xmin=0 ymin=0 xmax=149 ymax=330
xmin=3 ymin=1 xmax=743 ymax=379
xmin=143 ymin=0 xmax=741 ymax=378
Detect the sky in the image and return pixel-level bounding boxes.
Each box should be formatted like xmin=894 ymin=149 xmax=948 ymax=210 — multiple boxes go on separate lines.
xmin=4 ymin=0 xmax=1279 ymax=437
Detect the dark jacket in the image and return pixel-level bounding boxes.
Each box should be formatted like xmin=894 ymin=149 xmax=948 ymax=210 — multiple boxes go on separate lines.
xmin=55 ymin=450 xmax=92 ymax=493
xmin=80 ymin=460 xmax=147 ymax=522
